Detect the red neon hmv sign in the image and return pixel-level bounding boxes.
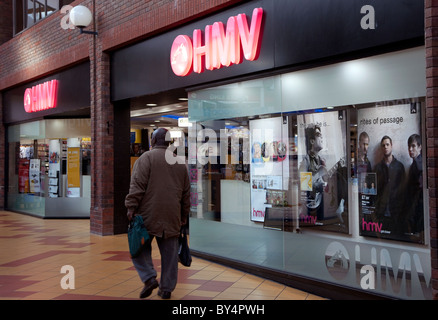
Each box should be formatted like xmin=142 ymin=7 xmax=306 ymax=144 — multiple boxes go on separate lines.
xmin=170 ymin=8 xmax=264 ymax=76
xmin=24 ymin=80 xmax=59 ymax=113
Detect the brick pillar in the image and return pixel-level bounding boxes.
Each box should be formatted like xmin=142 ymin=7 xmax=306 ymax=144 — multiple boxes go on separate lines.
xmin=0 ymin=92 xmax=5 ymax=209
xmin=425 ymin=0 xmax=438 ymax=301
xmin=88 ymin=4 xmax=115 ymax=235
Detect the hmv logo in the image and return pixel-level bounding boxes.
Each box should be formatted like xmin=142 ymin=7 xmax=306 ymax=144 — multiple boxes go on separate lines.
xmin=170 ymin=8 xmax=264 ymax=76
xmin=326 ymin=241 xmax=432 ymax=298
xmin=23 ymin=80 xmax=59 ymax=113
xmin=361 ymin=218 xmax=382 ymax=233
xmin=252 ymin=208 xmax=265 ymax=218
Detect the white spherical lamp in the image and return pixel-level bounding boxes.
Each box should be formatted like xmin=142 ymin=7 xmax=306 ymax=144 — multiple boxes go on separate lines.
xmin=70 ymin=5 xmax=93 ymax=28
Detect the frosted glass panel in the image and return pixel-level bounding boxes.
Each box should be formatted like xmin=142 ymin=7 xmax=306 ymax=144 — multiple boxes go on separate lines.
xmin=189 ymin=77 xmax=281 ymax=122
xmin=281 ymin=47 xmax=426 ymax=111
xmin=189 ymin=47 xmax=426 ymax=122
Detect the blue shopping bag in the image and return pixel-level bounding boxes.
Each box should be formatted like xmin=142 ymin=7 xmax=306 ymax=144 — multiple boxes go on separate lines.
xmin=128 ymin=215 xmax=150 ymax=258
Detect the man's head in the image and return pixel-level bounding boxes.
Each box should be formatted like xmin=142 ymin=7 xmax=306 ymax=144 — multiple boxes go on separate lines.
xmin=305 ymin=124 xmax=323 ymax=153
xmin=358 ymin=132 xmax=370 ymax=158
xmin=151 ymin=128 xmax=170 ymax=147
xmin=408 ymin=134 xmax=422 ymax=159
xmin=380 ymin=135 xmax=393 ymax=158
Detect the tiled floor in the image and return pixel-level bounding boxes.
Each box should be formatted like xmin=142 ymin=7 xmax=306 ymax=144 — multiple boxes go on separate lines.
xmin=0 ymin=211 xmax=325 ymax=300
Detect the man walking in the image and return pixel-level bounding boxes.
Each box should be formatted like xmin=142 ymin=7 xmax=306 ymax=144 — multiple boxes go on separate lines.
xmin=125 ymin=128 xmax=190 ymax=299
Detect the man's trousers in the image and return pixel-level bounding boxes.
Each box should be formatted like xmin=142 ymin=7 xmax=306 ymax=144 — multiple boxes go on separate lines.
xmin=131 ymin=235 xmax=179 ymax=293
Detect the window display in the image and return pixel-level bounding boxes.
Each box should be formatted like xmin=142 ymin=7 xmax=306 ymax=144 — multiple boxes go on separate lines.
xmin=187 ymin=46 xmax=430 ymax=299
xmin=7 ymin=119 xmax=91 ymax=217
xmin=188 ymin=101 xmax=430 ymax=299
xmin=297 ymin=111 xmax=349 ymax=233
xmin=250 ymin=117 xmax=289 ymax=223
xmin=190 ymin=110 xmax=350 ymax=234
xmin=357 ymin=103 xmax=424 ymax=243
xmin=48 ymin=139 xmax=61 ymax=197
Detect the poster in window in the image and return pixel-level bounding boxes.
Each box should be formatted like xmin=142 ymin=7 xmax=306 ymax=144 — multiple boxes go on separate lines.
xmin=249 ymin=117 xmax=289 ymax=222
xmin=29 ymin=159 xmax=40 ymax=194
xmin=49 ymin=139 xmax=61 ymax=197
xmin=357 ymin=103 xmax=424 ymax=243
xmin=297 ymin=111 xmax=349 ymax=234
xmin=67 ymin=147 xmax=81 ymax=197
xmin=18 ymin=159 xmax=30 ymax=193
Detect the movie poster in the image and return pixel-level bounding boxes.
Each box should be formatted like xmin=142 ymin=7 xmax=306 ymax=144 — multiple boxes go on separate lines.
xmin=297 ymin=111 xmax=349 ymax=234
xmin=48 ymin=139 xmax=61 ymax=198
xmin=249 ymin=117 xmax=289 ymax=222
xmin=67 ymin=147 xmax=81 ymax=197
xmin=18 ymin=159 xmax=30 ymax=193
xmin=29 ymin=159 xmax=41 ymax=194
xmin=357 ymin=103 xmax=424 ymax=243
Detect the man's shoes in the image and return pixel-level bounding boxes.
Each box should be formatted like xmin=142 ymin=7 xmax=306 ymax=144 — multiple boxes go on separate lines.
xmin=158 ymin=289 xmax=171 ymax=299
xmin=139 ymin=277 xmax=158 ymax=299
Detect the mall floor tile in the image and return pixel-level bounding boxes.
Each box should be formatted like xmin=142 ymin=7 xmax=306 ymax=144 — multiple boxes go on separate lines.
xmin=0 ymin=211 xmax=326 ymax=300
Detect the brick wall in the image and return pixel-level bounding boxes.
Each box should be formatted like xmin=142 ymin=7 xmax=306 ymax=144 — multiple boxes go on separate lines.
xmin=0 ymin=0 xmax=241 ymax=90
xmin=425 ymin=0 xmax=438 ymax=301
xmin=0 ymin=0 xmax=90 ymax=90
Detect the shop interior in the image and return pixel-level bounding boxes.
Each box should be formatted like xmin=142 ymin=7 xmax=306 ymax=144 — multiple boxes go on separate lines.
xmin=128 ymin=91 xmax=189 ymax=166
xmin=7 ymin=118 xmax=92 ymax=218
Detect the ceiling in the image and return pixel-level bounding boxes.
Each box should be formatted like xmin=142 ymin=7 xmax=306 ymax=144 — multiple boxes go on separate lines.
xmin=130 ymin=102 xmax=188 ymax=130
xmin=129 ymin=88 xmax=189 ymax=130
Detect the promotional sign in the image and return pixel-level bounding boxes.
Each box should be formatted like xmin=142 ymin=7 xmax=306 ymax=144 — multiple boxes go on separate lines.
xmin=48 ymin=139 xmax=61 ymax=198
xmin=18 ymin=159 xmax=30 ymax=193
xmin=249 ymin=117 xmax=289 ymax=222
xmin=29 ymin=159 xmax=41 ymax=194
xmin=67 ymin=147 xmax=81 ymax=197
xmin=357 ymin=103 xmax=423 ymax=243
xmin=297 ymin=111 xmax=349 ymax=234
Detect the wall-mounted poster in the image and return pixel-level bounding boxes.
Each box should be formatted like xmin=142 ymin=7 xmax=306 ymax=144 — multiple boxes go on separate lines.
xmin=249 ymin=117 xmax=289 ymax=222
xmin=357 ymin=103 xmax=424 ymax=243
xmin=297 ymin=111 xmax=349 ymax=234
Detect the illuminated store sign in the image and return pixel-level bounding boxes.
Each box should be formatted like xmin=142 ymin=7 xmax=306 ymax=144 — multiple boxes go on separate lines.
xmin=170 ymin=7 xmax=264 ymax=76
xmin=24 ymin=80 xmax=59 ymax=113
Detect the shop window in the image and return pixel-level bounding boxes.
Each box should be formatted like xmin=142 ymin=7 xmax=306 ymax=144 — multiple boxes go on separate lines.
xmin=188 ymin=94 xmax=426 ymax=243
xmin=7 ymin=119 xmax=91 ymax=218
xmin=186 ymin=47 xmax=431 ymax=299
xmin=188 ymin=110 xmax=349 ymax=234
xmin=13 ymin=0 xmax=74 ymax=35
xmin=354 ymin=102 xmax=425 ymax=244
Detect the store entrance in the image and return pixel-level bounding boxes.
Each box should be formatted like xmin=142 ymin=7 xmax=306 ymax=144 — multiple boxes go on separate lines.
xmin=113 ymin=91 xmax=189 ymax=234
xmin=129 ymin=101 xmax=189 ymax=167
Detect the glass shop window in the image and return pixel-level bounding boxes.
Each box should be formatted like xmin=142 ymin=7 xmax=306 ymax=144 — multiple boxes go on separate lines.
xmin=7 ymin=119 xmax=91 ymax=217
